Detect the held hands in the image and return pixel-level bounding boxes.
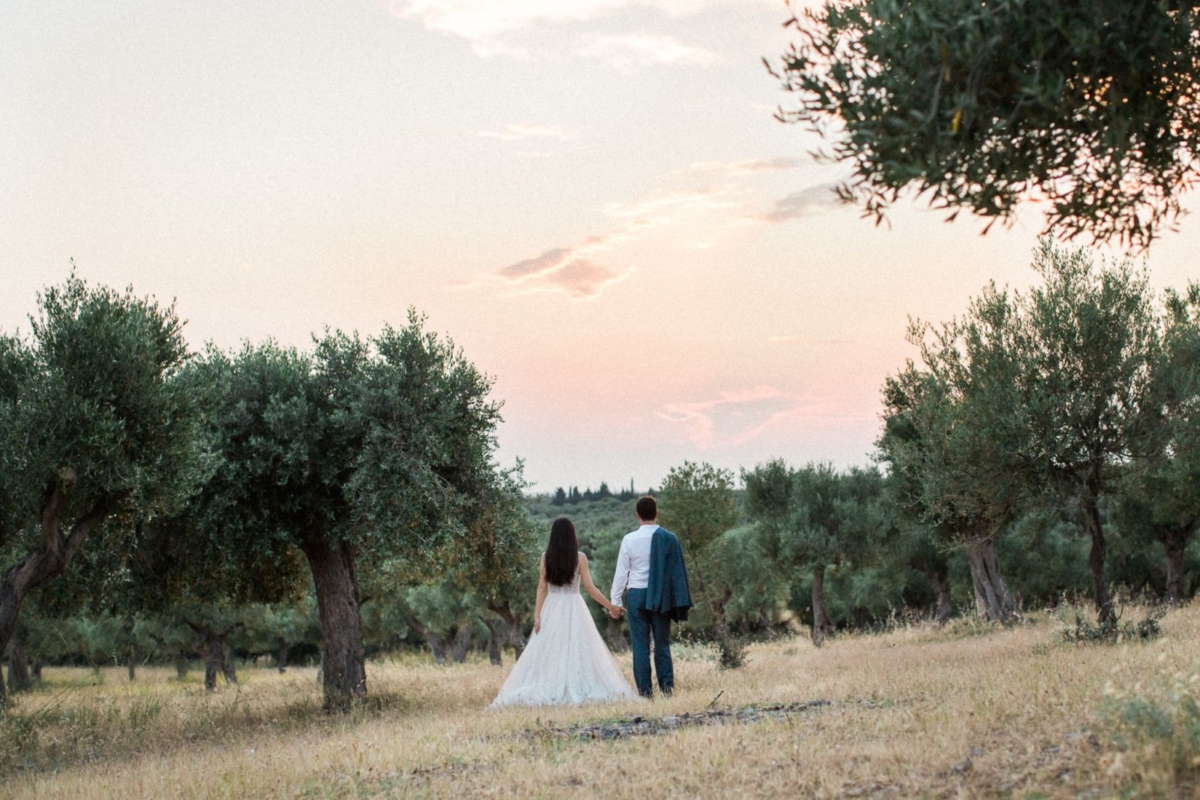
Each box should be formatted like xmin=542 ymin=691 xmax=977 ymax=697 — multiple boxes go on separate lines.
xmin=607 ymin=604 xmax=625 ymax=620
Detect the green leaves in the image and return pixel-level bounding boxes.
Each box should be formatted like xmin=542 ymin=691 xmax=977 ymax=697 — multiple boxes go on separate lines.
xmin=158 ymin=311 xmax=506 ymax=607
xmin=773 ymin=0 xmax=1200 ymax=249
xmin=744 ymin=460 xmax=884 ymax=570
xmin=0 ymin=274 xmax=202 ymax=556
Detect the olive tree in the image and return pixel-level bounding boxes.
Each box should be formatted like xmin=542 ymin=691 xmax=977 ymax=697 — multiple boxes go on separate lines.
xmin=1014 ymin=242 xmax=1161 ymax=624
xmin=743 ymin=460 xmax=883 ymax=645
xmin=770 ymin=0 xmax=1200 ymax=249
xmin=658 ymin=461 xmax=739 ymax=659
xmin=184 ymin=314 xmax=501 ymax=710
xmin=877 ymin=282 xmax=1030 ymax=623
xmin=0 ymin=275 xmax=203 ymax=708
xmin=1118 ymin=283 xmax=1200 ymax=603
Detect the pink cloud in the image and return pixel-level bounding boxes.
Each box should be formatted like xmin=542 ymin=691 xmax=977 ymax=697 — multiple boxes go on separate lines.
xmin=657 ymin=386 xmax=872 ymax=451
xmin=489 ymin=243 xmax=631 ymax=299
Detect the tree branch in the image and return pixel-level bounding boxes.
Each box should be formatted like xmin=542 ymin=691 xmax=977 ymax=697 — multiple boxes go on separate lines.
xmin=39 ymin=467 xmax=77 ymax=555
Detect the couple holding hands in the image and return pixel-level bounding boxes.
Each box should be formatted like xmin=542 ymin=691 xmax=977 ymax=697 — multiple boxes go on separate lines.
xmin=491 ymin=496 xmax=692 ymax=707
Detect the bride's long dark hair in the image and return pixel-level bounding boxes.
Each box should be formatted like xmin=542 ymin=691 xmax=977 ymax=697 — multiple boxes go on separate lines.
xmin=544 ymin=517 xmax=579 ymax=587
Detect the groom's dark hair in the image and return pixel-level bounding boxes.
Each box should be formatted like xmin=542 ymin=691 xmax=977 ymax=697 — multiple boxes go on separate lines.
xmin=636 ymin=496 xmax=657 ymax=522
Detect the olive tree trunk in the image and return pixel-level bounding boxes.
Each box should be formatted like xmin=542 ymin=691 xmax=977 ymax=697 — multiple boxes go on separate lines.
xmin=1079 ymin=499 xmax=1115 ymax=625
xmin=810 ymin=565 xmax=834 ymax=647
xmin=966 ymin=538 xmax=1018 ymax=624
xmin=222 ymin=646 xmax=238 ymax=685
xmin=7 ymin=634 xmax=31 ymax=694
xmin=186 ymin=621 xmax=240 ymax=692
xmin=1162 ymin=526 xmax=1191 ymax=606
xmin=922 ymin=568 xmax=953 ymax=625
xmin=450 ymin=625 xmax=474 ymax=664
xmin=487 ymin=604 xmax=528 ymax=658
xmin=605 ymin=616 xmax=629 ymax=653
xmin=301 ymin=537 xmax=367 ymax=710
xmin=484 ymin=617 xmax=505 ymax=666
xmin=0 ymin=470 xmax=110 ymax=712
xmin=277 ymin=640 xmax=290 ymax=673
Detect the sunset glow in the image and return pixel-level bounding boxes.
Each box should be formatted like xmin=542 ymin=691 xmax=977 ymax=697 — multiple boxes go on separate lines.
xmin=3 ymin=0 xmax=1197 ymax=491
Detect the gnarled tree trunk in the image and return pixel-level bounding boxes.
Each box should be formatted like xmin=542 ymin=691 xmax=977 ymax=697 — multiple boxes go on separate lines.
xmin=451 ymin=625 xmax=473 ymax=664
xmin=277 ymin=640 xmax=290 ymax=673
xmin=811 ymin=565 xmax=834 ymax=648
xmin=487 ymin=604 xmax=528 ymax=658
xmin=966 ymin=538 xmax=1018 ymax=624
xmin=605 ymin=616 xmax=628 ymax=653
xmin=302 ymin=537 xmax=367 ymax=710
xmin=187 ymin=622 xmax=240 ymax=692
xmin=0 ymin=470 xmax=110 ymax=712
xmin=484 ymin=617 xmax=505 ymax=666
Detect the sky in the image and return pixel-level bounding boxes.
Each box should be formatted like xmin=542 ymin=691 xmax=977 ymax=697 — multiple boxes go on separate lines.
xmin=2 ymin=0 xmax=1198 ymax=493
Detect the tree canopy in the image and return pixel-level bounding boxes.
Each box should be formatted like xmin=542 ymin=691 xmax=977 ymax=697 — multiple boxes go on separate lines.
xmin=771 ymin=0 xmax=1200 ymax=249
xmin=169 ymin=314 xmax=505 ymax=709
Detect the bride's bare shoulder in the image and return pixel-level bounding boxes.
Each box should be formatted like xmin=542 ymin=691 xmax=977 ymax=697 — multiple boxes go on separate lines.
xmin=577 ymin=552 xmax=589 ymax=564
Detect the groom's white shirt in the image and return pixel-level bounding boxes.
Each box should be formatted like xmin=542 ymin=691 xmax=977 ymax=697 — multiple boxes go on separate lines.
xmin=610 ymin=524 xmax=658 ymax=609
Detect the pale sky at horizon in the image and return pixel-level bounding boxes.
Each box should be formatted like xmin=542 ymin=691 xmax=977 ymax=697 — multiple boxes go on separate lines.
xmin=3 ymin=0 xmax=1198 ymax=493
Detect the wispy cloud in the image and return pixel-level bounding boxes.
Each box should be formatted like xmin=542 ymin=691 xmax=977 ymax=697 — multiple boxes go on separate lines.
xmin=479 ymin=123 xmax=576 ymax=142
xmin=390 ymin=0 xmax=620 ymax=41
xmin=684 ymin=157 xmax=801 ymax=176
xmin=578 ymin=33 xmax=723 ymax=69
xmin=455 ymin=155 xmax=811 ymax=300
xmin=604 ymin=188 xmax=735 ymax=220
xmin=487 ymin=240 xmax=633 ymax=299
xmin=750 ymin=183 xmax=841 ymax=223
xmin=657 ymin=385 xmax=788 ymax=450
xmin=389 ymin=0 xmax=752 ymax=63
xmin=657 ymin=385 xmax=872 ymax=450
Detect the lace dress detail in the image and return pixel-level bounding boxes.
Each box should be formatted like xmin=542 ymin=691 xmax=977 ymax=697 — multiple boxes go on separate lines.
xmin=491 ymin=570 xmax=637 ymax=707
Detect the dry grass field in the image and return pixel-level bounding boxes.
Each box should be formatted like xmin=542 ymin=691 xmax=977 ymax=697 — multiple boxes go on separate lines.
xmin=3 ymin=604 xmax=1198 ymax=799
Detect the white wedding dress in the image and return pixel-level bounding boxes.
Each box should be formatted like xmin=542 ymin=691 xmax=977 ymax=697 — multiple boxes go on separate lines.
xmin=491 ymin=570 xmax=638 ymax=707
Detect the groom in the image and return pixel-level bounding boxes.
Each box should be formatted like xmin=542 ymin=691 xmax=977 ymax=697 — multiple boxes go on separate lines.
xmin=609 ymin=496 xmax=693 ymax=698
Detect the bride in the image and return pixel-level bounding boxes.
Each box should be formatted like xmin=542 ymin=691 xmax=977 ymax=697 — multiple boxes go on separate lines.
xmin=491 ymin=517 xmax=638 ymax=707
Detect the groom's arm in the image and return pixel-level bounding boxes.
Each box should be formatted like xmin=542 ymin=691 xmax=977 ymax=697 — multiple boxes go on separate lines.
xmin=610 ymin=537 xmax=630 ymax=608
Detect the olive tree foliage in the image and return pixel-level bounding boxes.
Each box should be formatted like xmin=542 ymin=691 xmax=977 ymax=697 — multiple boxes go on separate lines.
xmin=179 ymin=312 xmax=503 ymax=710
xmin=877 ymin=282 xmax=1029 ymax=624
xmin=880 ymin=241 xmax=1163 ymax=625
xmin=657 ymin=462 xmax=741 ymax=662
xmin=1117 ymin=282 xmax=1200 ymax=603
xmin=0 ymin=275 xmax=204 ymax=709
xmin=743 ymin=461 xmax=883 ymax=646
xmin=770 ymin=0 xmax=1200 ymax=249
xmin=1014 ymin=243 xmax=1161 ymax=624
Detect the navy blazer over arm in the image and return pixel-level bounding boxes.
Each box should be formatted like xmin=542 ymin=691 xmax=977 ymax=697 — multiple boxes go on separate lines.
xmin=645 ymin=527 xmax=693 ymax=622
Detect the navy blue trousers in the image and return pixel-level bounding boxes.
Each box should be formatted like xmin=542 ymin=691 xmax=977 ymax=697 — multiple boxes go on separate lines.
xmin=625 ymin=588 xmax=674 ymax=697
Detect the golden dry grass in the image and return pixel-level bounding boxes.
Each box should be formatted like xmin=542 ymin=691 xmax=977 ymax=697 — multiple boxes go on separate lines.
xmin=3 ymin=604 xmax=1198 ymax=799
